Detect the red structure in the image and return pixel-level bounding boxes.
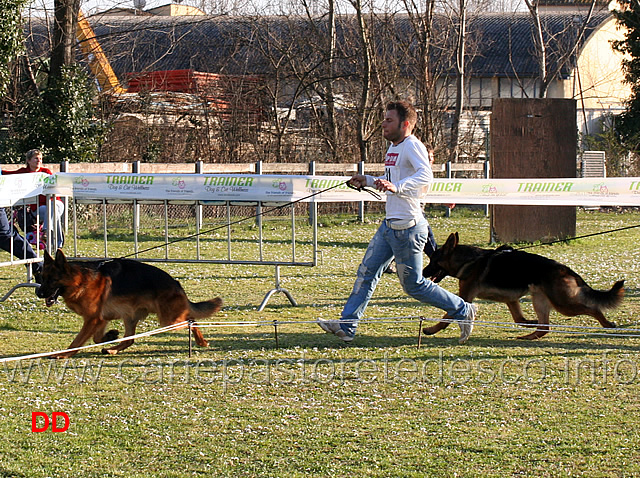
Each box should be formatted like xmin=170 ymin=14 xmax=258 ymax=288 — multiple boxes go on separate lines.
xmin=126 ymin=69 xmax=266 ymax=122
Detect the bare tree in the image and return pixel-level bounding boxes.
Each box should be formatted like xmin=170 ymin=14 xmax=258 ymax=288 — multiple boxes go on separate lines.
xmin=524 ymin=0 xmax=597 ymax=98
xmin=450 ymin=0 xmax=468 ymax=162
xmin=241 ymin=16 xmax=311 ymax=162
xmin=348 ymin=0 xmax=381 ymax=163
xmin=308 ymin=0 xmax=340 ymax=159
xmin=391 ymin=1 xmax=453 ymax=160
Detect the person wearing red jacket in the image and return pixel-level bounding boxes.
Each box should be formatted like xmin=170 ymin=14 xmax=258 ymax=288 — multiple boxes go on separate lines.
xmin=4 ymin=149 xmax=64 ymax=248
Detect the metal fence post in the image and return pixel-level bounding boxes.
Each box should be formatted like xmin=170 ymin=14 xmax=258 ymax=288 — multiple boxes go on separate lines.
xmin=358 ymin=161 xmax=365 ymax=222
xmin=195 ymin=160 xmax=203 ymax=259
xmin=60 ymin=160 xmax=69 ymax=236
xmin=256 ymin=160 xmax=262 ymax=228
xmin=308 ymin=161 xmax=316 ymax=226
xmin=484 ymin=159 xmax=490 ymax=217
xmin=446 ymin=161 xmax=452 ymax=218
xmin=132 ymin=161 xmax=141 ymax=234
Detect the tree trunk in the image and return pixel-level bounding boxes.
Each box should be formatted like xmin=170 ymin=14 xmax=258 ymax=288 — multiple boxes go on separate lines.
xmin=354 ymin=0 xmax=372 ymax=163
xmin=324 ymin=0 xmax=339 ymax=160
xmin=450 ymin=0 xmax=467 ymax=161
xmin=49 ymin=0 xmax=80 ymax=86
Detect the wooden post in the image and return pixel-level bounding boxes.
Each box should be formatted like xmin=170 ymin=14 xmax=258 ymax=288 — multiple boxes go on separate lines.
xmin=490 ymin=99 xmax=577 ymax=243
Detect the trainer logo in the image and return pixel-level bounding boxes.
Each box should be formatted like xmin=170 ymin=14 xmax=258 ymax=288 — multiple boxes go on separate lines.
xmin=31 ymin=411 xmax=70 ymax=433
xmin=431 ymin=182 xmax=462 ymax=193
xmin=517 ymin=181 xmax=573 ymax=193
xmin=106 ymin=175 xmax=154 ymax=185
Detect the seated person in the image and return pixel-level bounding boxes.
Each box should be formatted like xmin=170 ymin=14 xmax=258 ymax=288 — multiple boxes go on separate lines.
xmin=3 ymin=149 xmax=64 ymax=248
xmin=0 ymin=168 xmax=42 ymax=277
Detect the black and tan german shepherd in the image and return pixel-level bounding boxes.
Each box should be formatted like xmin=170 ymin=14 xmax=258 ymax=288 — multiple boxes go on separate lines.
xmin=422 ymin=232 xmax=624 ymax=339
xmin=36 ymin=249 xmax=222 ymax=358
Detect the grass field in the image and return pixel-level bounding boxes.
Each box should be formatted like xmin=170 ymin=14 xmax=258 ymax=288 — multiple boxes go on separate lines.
xmin=1 ymin=209 xmax=639 ymax=477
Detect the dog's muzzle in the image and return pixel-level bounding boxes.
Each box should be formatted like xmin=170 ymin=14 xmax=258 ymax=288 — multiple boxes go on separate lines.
xmin=41 ymin=288 xmax=60 ymax=307
xmin=431 ymin=270 xmax=448 ymax=283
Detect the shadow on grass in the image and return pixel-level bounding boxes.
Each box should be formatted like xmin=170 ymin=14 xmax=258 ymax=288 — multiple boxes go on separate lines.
xmin=4 ymin=322 xmax=640 ymax=363
xmin=64 ymin=327 xmax=640 ymax=361
xmin=0 ymin=470 xmax=29 ymax=478
xmin=622 ymin=287 xmax=640 ymax=298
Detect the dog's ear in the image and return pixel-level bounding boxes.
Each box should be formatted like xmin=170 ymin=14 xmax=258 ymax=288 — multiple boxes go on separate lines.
xmin=54 ymin=249 xmax=68 ymax=268
xmin=442 ymin=233 xmax=458 ymax=253
xmin=44 ymin=249 xmax=54 ymax=265
xmin=454 ymin=232 xmax=459 ymax=246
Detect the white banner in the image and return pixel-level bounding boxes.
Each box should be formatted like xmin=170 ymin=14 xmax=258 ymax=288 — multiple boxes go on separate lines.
xmin=420 ymin=177 xmax=640 ymax=206
xmin=0 ymin=173 xmax=47 ymax=207
xmin=2 ymin=173 xmax=640 ymax=206
xmin=46 ymin=173 xmax=361 ymax=203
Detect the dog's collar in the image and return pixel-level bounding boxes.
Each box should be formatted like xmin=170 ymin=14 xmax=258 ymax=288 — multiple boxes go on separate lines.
xmin=97 ymin=259 xmax=115 ymax=270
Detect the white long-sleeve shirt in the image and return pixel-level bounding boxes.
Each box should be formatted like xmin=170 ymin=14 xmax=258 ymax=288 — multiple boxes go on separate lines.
xmin=366 ymin=134 xmax=433 ymax=221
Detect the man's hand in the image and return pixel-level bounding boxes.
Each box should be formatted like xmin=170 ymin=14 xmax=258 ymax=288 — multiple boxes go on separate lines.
xmin=373 ymin=179 xmax=397 ymax=193
xmin=348 ymin=174 xmax=367 ymax=190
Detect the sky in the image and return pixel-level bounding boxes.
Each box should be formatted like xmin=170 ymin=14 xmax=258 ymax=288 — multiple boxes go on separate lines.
xmin=28 ymin=0 xmax=335 ymax=16
xmin=29 ymin=0 xmax=505 ymax=17
xmin=29 ymin=0 xmax=197 ymax=16
xmin=26 ymin=0 xmax=529 ymax=19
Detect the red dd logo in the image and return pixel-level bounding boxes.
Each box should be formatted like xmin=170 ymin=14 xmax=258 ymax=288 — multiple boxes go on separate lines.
xmin=31 ymin=412 xmax=70 ymax=433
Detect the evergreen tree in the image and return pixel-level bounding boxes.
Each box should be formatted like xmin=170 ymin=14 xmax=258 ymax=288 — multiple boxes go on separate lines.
xmin=0 ymin=0 xmax=27 ymax=95
xmin=1 ymin=65 xmax=106 ymax=163
xmin=612 ymin=0 xmax=640 ymax=150
xmin=11 ymin=65 xmax=105 ymax=163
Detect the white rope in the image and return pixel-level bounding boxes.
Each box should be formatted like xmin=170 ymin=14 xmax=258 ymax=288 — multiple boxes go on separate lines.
xmin=0 ymin=321 xmax=189 ymax=363
xmin=4 ymin=312 xmax=639 ymax=364
xmin=196 ymin=315 xmax=640 ymax=336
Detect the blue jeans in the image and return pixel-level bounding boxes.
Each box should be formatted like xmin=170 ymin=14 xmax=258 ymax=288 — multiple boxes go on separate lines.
xmin=340 ymin=218 xmax=470 ymax=337
xmin=424 ymin=226 xmax=437 ymax=258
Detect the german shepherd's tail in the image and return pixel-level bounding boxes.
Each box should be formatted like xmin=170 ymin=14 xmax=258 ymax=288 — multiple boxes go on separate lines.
xmin=583 ymin=280 xmax=625 ymax=310
xmin=189 ymin=297 xmax=223 ymax=319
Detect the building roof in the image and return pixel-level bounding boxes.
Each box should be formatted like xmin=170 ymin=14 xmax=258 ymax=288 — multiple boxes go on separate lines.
xmin=25 ymin=11 xmax=613 ymax=82
xmin=538 ymin=0 xmax=610 ymax=6
xmin=464 ymin=12 xmax=610 ymax=77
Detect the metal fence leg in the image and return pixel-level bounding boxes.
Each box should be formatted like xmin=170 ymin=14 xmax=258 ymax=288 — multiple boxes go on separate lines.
xmin=0 ymin=283 xmax=40 ymax=302
xmin=258 ymin=265 xmax=298 ymax=311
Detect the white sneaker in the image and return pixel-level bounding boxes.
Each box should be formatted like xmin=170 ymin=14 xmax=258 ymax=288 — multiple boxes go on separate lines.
xmin=458 ymin=303 xmax=477 ymax=344
xmin=316 ymin=319 xmax=354 ymax=342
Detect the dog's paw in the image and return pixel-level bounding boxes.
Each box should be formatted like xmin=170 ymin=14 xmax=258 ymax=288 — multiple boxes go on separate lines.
xmin=101 ymin=329 xmax=120 ymax=343
xmin=517 ymin=330 xmax=548 ymax=340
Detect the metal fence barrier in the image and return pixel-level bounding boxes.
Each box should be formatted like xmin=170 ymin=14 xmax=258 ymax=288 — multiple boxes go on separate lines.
xmin=1 ymin=160 xmax=490 ymax=306
xmin=0 ymin=200 xmax=45 ymax=301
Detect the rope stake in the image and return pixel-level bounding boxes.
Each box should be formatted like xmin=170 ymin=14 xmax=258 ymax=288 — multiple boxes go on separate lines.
xmin=273 ymin=320 xmax=279 ymax=348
